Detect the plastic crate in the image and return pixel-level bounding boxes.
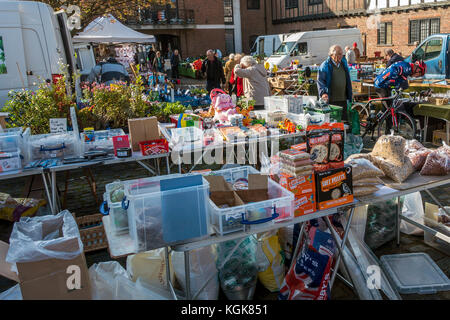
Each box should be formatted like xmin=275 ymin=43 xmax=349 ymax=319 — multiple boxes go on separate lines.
xmin=207 ymin=166 xmax=294 ymax=236
xmin=139 ymin=139 xmax=169 ymax=156
xmin=286 ymin=113 xmax=310 ymax=130
xmin=329 ymin=105 xmax=343 ymax=123
xmin=122 ymin=174 xmax=210 ymax=252
xmin=264 ymin=96 xmax=303 ymax=114
xmin=380 ymin=253 xmax=450 ymax=295
xmin=76 ymin=214 xmax=108 ymax=253
xmin=171 ymin=126 xmax=203 ymax=144
xmin=26 ymin=132 xmax=81 ymax=162
xmin=80 ymin=129 xmax=125 ymax=154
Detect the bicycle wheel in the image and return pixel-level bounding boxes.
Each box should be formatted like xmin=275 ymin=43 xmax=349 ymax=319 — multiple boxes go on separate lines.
xmin=351 ymin=102 xmax=371 ymax=136
xmin=377 ymin=111 xmax=417 ymax=140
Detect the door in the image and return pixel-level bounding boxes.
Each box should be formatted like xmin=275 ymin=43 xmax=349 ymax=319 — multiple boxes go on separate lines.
xmin=412 ymin=36 xmax=445 ymax=78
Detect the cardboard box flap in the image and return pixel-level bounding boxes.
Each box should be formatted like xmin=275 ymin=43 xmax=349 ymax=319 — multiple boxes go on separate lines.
xmin=0 ymin=241 xmax=19 ymax=282
xmin=204 ymin=175 xmax=233 ymax=192
xmin=236 ymin=174 xmax=269 ymax=203
xmin=248 ymin=174 xmax=268 ymax=191
xmin=205 ymin=176 xmax=245 ymax=208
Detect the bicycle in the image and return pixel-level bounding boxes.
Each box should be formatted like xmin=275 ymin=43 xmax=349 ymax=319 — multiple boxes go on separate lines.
xmin=351 ymin=84 xmax=432 ymax=141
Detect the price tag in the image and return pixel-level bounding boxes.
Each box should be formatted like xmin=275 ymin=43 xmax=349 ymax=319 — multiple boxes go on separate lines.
xmin=50 ymin=118 xmax=67 ymax=133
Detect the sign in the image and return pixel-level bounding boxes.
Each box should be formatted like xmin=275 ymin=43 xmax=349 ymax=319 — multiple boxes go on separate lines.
xmin=50 ymin=118 xmax=67 ymax=133
xmin=0 ymin=36 xmax=7 ymax=75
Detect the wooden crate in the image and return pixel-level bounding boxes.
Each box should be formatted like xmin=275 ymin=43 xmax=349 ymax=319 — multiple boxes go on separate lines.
xmin=76 ymin=213 xmax=108 ymax=253
xmin=351 ymin=81 xmax=369 ymax=94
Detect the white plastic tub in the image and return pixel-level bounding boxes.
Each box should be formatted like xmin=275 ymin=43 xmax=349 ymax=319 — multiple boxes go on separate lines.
xmin=264 ymin=95 xmax=303 ymax=114
xmin=25 ymin=132 xmax=81 ymax=161
xmin=207 ymin=166 xmax=294 ymax=236
xmin=122 ymin=173 xmax=210 ymax=252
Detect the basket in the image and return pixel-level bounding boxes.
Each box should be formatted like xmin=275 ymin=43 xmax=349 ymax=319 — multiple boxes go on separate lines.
xmin=76 ymin=213 xmax=108 ymax=253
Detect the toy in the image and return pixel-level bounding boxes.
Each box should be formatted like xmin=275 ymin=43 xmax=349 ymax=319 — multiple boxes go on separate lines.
xmin=210 ymin=90 xmax=238 ymax=125
xmin=278 ymin=119 xmax=297 ymax=134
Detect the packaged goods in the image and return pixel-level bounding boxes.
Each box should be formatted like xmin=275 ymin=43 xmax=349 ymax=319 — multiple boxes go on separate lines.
xmin=0 ymin=193 xmax=45 ymax=222
xmin=280 ymin=158 xmax=312 ymax=167
xmin=279 ymin=149 xmax=310 ymax=162
xmin=438 ymin=143 xmax=450 ymax=156
xmin=346 ymin=153 xmax=374 ymax=162
xmin=420 ymin=151 xmax=450 ymax=176
xmin=407 ymin=148 xmax=432 ymax=171
xmin=307 ymin=125 xmax=331 ymax=172
xmin=371 ymin=134 xmax=406 ymax=165
xmin=279 ymin=173 xmax=315 ymax=196
xmin=406 ymin=139 xmax=425 ymax=151
xmin=372 ymin=156 xmax=415 ymax=183
xmin=354 ymin=186 xmax=379 ymax=197
xmin=328 ymin=123 xmax=345 ymax=168
xmin=353 ymin=177 xmax=383 ymax=187
xmin=293 ymin=193 xmax=316 ymax=217
xmin=257 ymin=233 xmax=285 ymax=293
xmin=291 ymin=143 xmax=307 ymax=152
xmin=345 ymin=158 xmax=384 ymax=180
xmin=281 ymin=164 xmax=314 ymax=174
xmin=315 ymin=165 xmax=354 ymax=210
xmin=280 ymin=168 xmax=313 ymax=177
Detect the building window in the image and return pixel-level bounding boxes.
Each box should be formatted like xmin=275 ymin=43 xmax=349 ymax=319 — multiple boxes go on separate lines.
xmin=285 ymin=0 xmax=299 ymax=9
xmin=409 ymin=18 xmax=440 ymax=44
xmin=308 ymin=0 xmax=323 ymax=5
xmin=377 ymin=22 xmax=392 ymax=45
xmin=247 ymin=0 xmax=260 ymax=9
xmin=224 ymin=0 xmax=233 ymax=24
xmin=225 ymin=29 xmax=235 ymax=55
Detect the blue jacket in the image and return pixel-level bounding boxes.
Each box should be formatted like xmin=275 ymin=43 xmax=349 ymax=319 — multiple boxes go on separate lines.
xmin=374 ymin=61 xmax=413 ymax=89
xmin=317 ymin=56 xmax=353 ymax=102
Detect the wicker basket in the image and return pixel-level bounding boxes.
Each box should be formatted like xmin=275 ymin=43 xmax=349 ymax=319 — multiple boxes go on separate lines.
xmin=76 ymin=214 xmax=108 ymax=253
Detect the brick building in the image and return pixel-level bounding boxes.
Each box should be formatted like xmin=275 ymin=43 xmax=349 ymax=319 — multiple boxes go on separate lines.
xmin=125 ymin=0 xmax=450 ymax=58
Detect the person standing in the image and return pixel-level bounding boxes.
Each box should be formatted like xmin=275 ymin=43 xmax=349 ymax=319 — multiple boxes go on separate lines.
xmin=317 ymin=45 xmax=353 ymax=121
xmin=88 ymin=53 xmax=130 ymax=85
xmin=153 ymin=51 xmax=165 ymax=73
xmin=384 ymin=49 xmax=404 ymax=68
xmin=345 ymin=46 xmax=356 ymax=65
xmin=224 ymin=54 xmax=236 ymax=93
xmin=147 ymin=45 xmax=156 ymax=70
xmin=234 ymin=55 xmax=270 ymax=110
xmin=171 ymin=49 xmax=181 ymax=80
xmin=201 ymin=49 xmax=225 ymax=93
xmin=229 ymin=54 xmax=244 ymax=97
xmin=352 ymin=42 xmax=361 ymax=60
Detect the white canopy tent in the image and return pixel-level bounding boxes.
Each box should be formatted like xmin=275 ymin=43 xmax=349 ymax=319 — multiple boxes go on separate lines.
xmin=73 ymin=14 xmax=156 ymax=44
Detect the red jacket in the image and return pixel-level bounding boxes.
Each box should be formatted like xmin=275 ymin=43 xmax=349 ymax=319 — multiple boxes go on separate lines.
xmin=229 ymin=69 xmax=243 ymax=97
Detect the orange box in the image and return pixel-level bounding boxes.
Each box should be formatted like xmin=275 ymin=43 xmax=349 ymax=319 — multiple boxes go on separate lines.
xmin=294 ymin=193 xmax=316 ymax=217
xmin=315 ymin=166 xmax=354 ymax=211
xmin=291 ymin=143 xmax=307 ymax=151
xmin=279 ymin=173 xmax=315 ymax=196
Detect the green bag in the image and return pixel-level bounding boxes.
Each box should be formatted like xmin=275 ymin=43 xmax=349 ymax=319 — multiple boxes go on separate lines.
xmin=347 ymin=101 xmax=361 ymax=135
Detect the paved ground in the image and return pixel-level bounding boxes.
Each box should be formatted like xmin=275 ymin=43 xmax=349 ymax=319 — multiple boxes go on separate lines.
xmin=0 ymin=76 xmax=449 ymax=299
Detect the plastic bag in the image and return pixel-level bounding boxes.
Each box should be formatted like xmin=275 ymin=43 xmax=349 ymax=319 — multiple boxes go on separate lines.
xmin=372 ymin=134 xmax=406 ymax=165
xmin=420 ymin=151 xmax=450 ymax=176
xmin=6 ymin=210 xmax=83 ymax=271
xmin=89 ymin=261 xmax=129 ymax=300
xmin=407 ymin=148 xmax=432 ymax=171
xmin=257 ymin=233 xmax=285 ymax=293
xmin=405 ymin=139 xmax=424 ymax=151
xmin=216 ymin=236 xmax=258 ymax=300
xmin=354 ymin=186 xmax=379 ymax=197
xmin=353 ymin=177 xmax=383 ymax=187
xmin=171 ymin=246 xmax=219 ymax=300
xmin=0 ymin=284 xmax=22 ymax=300
xmin=347 ymin=105 xmax=361 ymax=135
xmin=277 ymin=226 xmax=295 ymax=268
xmin=400 ymin=192 xmax=425 ymax=235
xmin=372 ymin=155 xmax=414 ymax=183
xmin=0 ymin=193 xmax=46 ymax=222
xmin=345 ymin=158 xmax=384 ymax=180
xmin=437 ymin=142 xmax=450 ymax=156
xmin=344 ymin=134 xmax=363 ymax=160
xmin=126 ymin=248 xmax=174 ymax=289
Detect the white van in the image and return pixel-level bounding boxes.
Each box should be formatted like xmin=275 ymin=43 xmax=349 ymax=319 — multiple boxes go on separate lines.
xmin=0 ymin=0 xmax=88 ymax=107
xmin=74 ymin=43 xmax=96 ymax=82
xmin=251 ymin=34 xmax=290 ymax=57
xmin=266 ymin=28 xmax=363 ymax=69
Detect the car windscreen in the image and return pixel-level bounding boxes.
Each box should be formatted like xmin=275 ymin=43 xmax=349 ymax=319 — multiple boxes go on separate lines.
xmin=274 ymin=42 xmax=296 ymax=55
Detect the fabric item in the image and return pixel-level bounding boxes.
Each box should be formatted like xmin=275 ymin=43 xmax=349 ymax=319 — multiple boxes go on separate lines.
xmin=345 ymin=49 xmax=356 ymax=64
xmin=330 ymin=63 xmax=348 ymax=102
xmin=386 ymin=53 xmax=404 ymax=68
xmin=234 ymin=63 xmax=271 ymax=106
xmin=374 ymin=61 xmax=413 ymax=89
xmin=413 ymin=104 xmax=450 ymax=122
xmin=229 ymin=69 xmax=244 ymax=97
xmin=317 ymin=56 xmax=353 ymax=102
xmin=202 ymin=57 xmax=225 ymax=84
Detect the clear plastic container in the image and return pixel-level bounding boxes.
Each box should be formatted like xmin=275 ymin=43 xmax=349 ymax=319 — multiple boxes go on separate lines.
xmin=0 ymin=151 xmax=22 ymax=172
xmin=171 ymin=127 xmax=203 ymax=144
xmin=123 ymin=174 xmax=210 ymax=252
xmin=287 ymin=112 xmax=310 ymax=129
xmin=101 ymin=181 xmax=129 ymax=235
xmin=81 ymin=129 xmax=125 ymax=154
xmin=207 ymin=166 xmax=294 ymax=236
xmin=26 ymin=132 xmax=81 ymax=161
xmin=0 ymin=130 xmax=21 ymax=153
xmin=380 ymin=253 xmax=450 ymax=294
xmin=264 ymin=96 xmax=303 ymax=114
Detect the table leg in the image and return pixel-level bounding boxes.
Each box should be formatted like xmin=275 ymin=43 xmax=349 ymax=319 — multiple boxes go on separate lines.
xmin=165 ymin=247 xmax=178 ymax=300
xmin=41 ymin=172 xmax=54 ymax=214
xmin=446 ymin=120 xmax=449 ymax=145
xmin=184 ymin=251 xmax=191 ymax=300
xmin=166 ymin=156 xmax=171 ymax=175
xmin=136 ymin=160 xmax=157 ymax=176
xmin=423 ymin=116 xmax=429 ymax=143
xmin=396 ymin=197 xmax=401 ymax=246
xmin=51 ymin=171 xmax=58 ymax=214
xmin=156 ymin=158 xmax=161 ymax=175
xmin=289 ymin=222 xmax=306 ymax=270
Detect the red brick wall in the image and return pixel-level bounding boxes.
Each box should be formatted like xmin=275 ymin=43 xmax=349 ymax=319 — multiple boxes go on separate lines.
xmin=181 ymin=0 xmax=225 ymax=24
xmin=240 ymin=0 xmax=270 ymax=53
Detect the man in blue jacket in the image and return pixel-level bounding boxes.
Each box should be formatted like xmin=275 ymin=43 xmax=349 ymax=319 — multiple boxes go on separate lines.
xmin=317 ymin=45 xmax=353 ymax=121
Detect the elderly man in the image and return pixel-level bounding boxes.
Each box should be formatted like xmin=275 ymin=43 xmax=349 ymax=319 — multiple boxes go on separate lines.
xmin=201 ymin=49 xmax=225 ymax=93
xmin=385 ymin=49 xmax=404 ymax=68
xmin=345 ymin=46 xmax=356 ymax=65
xmin=234 ymin=55 xmax=270 ymax=110
xmin=317 ymin=45 xmax=353 ymax=121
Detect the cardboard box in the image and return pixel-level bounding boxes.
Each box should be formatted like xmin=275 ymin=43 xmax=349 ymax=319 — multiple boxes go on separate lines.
xmin=351 ymin=81 xmax=368 ymax=94
xmin=0 ymin=215 xmax=92 ymax=300
xmin=432 ymin=130 xmax=449 ymax=146
xmin=424 ymin=203 xmax=450 ymax=256
xmin=294 ymin=193 xmax=316 ymax=217
xmin=279 ymin=173 xmax=315 ymax=197
xmin=128 ymin=117 xmax=160 ymax=152
xmin=291 ymin=143 xmax=307 ymax=152
xmin=315 ymin=165 xmax=354 ymax=210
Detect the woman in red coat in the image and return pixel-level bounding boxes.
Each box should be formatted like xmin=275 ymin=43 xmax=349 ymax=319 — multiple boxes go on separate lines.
xmin=229 ymin=54 xmax=243 ymax=97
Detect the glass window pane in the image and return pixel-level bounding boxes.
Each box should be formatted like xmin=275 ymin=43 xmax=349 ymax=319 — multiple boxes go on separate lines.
xmin=431 ymin=18 xmax=440 ymax=35
xmin=386 ymin=23 xmax=392 ymax=44
xmin=424 ymin=38 xmax=442 ymax=60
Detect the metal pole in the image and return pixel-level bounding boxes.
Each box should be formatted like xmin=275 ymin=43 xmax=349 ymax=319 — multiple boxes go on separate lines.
xmin=184 ymin=251 xmax=191 ymax=300
xmin=425 ymin=189 xmax=450 ymax=216
xmin=166 ymin=155 xmax=171 ymax=174
xmin=289 ymin=222 xmax=306 ymax=270
xmin=164 ymin=247 xmax=178 ymax=300
xmin=41 ymin=172 xmax=54 ymax=214
xmin=51 ymin=171 xmax=58 ymax=214
xmin=396 ymin=196 xmax=401 ymax=246
xmin=136 ymin=160 xmax=157 ymax=176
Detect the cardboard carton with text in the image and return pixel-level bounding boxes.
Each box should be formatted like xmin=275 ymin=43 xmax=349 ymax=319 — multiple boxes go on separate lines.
xmin=128 ymin=117 xmax=160 ymax=152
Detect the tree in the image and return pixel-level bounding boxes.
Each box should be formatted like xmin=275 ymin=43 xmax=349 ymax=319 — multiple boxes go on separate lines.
xmin=41 ymin=0 xmax=174 ymax=29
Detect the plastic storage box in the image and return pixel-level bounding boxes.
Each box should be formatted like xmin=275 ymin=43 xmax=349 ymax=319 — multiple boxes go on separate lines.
xmin=207 ymin=166 xmax=294 ymax=236
xmin=100 ymin=181 xmax=129 ymax=235
xmin=286 ymin=113 xmax=310 ymax=129
xmin=122 ymin=174 xmax=210 ymax=252
xmin=329 ymin=105 xmax=343 ymax=123
xmin=81 ymin=129 xmax=125 ymax=154
xmin=380 ymin=253 xmax=450 ymax=294
xmin=171 ymin=126 xmax=203 ymax=144
xmin=26 ymin=132 xmax=81 ymax=161
xmin=0 ymin=129 xmax=23 ymax=172
xmin=264 ymin=96 xmax=303 ymax=114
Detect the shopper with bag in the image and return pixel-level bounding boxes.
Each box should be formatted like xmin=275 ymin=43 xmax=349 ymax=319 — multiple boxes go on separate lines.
xmin=223 ymin=53 xmax=236 ymax=93
xmin=229 ymin=54 xmax=244 ymax=97
xmin=202 ymin=49 xmax=226 ymax=93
